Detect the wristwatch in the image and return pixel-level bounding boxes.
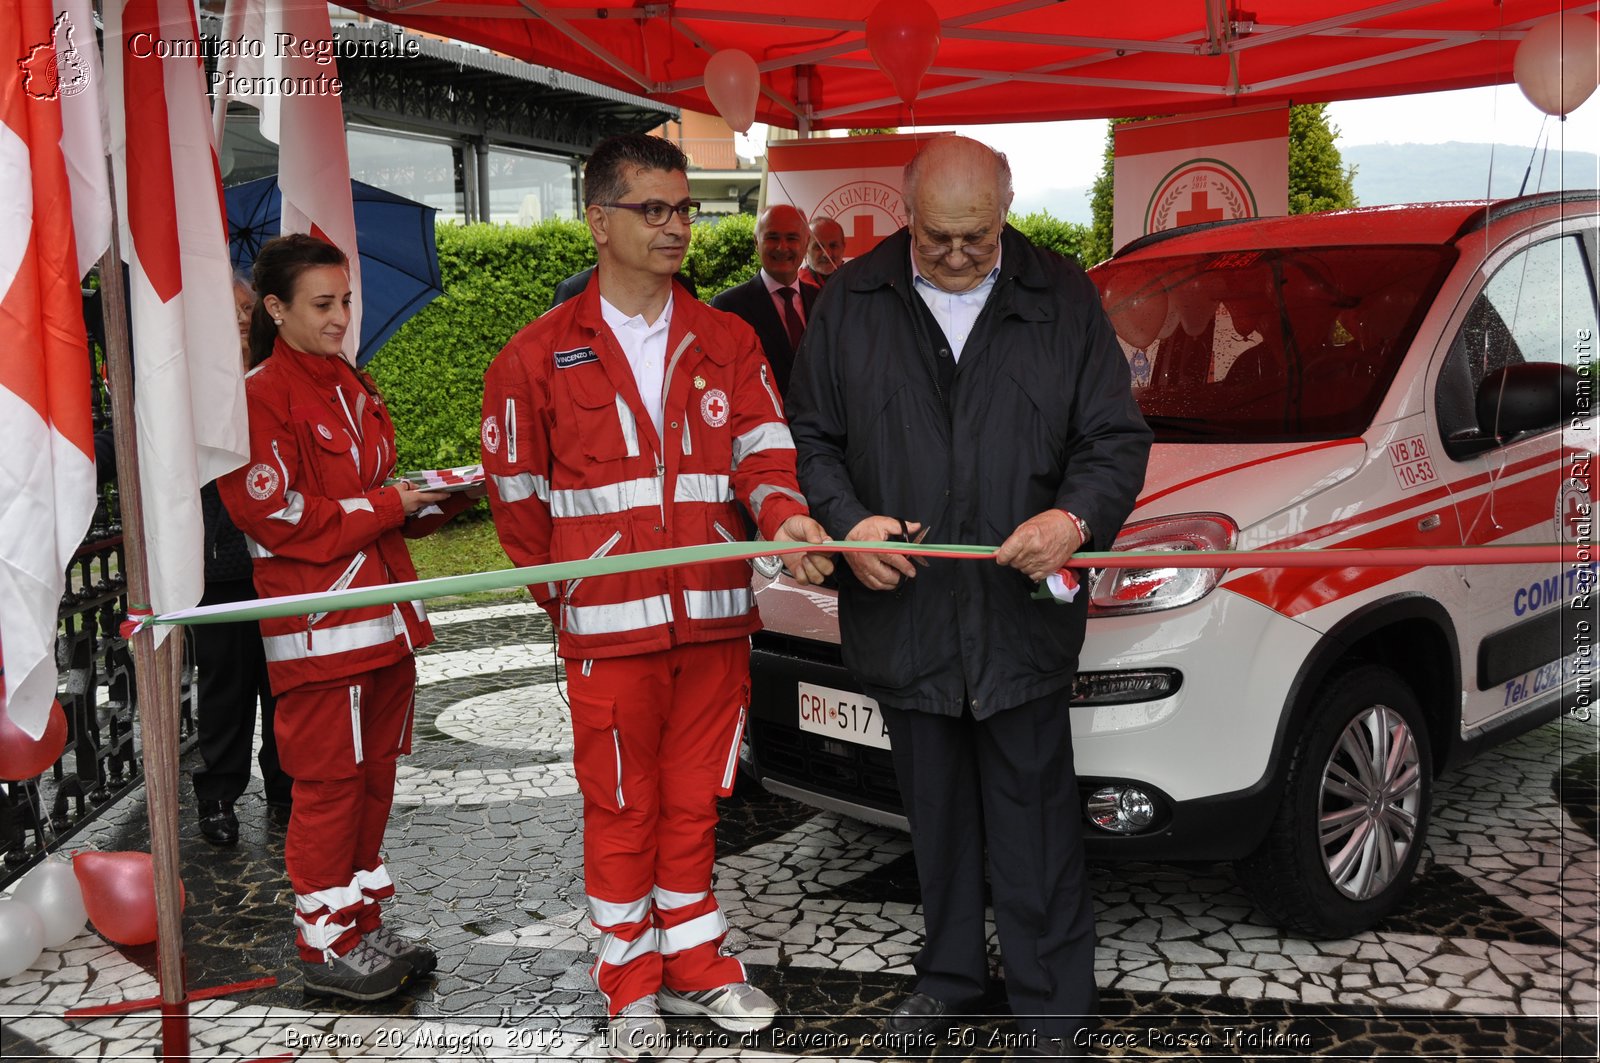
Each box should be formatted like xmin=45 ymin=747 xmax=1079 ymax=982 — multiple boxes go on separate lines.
xmin=1062 ymin=510 xmax=1091 ymax=548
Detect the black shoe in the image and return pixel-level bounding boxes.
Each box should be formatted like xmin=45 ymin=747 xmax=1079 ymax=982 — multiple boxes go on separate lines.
xmin=198 ymin=800 xmax=238 ymax=847
xmin=885 ymin=991 xmax=964 ymax=1038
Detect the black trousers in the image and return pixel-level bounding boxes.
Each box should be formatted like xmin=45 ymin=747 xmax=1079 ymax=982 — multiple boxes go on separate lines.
xmin=881 ymin=691 xmax=1098 ymax=1040
xmin=191 ymin=579 xmax=291 ymax=805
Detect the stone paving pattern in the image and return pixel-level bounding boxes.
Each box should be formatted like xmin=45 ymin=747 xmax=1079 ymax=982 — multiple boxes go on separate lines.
xmin=1 ymin=601 xmax=1596 ymax=1059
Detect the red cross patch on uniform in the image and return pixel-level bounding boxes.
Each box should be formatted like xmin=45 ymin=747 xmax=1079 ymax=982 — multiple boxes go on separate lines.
xmin=700 ymin=388 xmax=729 ymax=428
xmin=482 ymin=415 xmax=501 ymax=455
xmin=245 ymin=462 xmax=280 ymax=501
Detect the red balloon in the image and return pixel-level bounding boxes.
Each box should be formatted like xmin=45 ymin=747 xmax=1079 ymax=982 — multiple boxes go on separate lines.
xmin=72 ymin=851 xmax=186 ymax=947
xmin=866 ymin=0 xmax=941 ymax=105
xmin=0 ymin=697 xmax=67 ymax=781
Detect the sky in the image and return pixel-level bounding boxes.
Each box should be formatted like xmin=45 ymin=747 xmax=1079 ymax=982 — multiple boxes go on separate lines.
xmin=738 ymin=84 xmax=1599 ymax=214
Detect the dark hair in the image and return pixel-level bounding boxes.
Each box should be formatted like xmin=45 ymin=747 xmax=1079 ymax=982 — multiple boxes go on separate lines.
xmin=248 ymin=233 xmax=348 ymax=366
xmin=583 ymin=134 xmax=689 ymax=208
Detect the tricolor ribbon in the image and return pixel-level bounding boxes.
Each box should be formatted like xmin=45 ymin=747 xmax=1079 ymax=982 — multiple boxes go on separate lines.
xmin=134 ymin=540 xmax=1589 ymax=629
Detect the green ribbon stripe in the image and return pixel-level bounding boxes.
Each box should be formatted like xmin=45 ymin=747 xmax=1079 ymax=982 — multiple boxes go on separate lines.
xmin=145 ymin=539 xmax=1579 ymax=628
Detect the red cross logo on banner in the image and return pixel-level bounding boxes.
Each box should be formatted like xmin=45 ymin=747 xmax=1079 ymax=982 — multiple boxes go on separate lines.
xmin=1175 ymin=190 xmax=1226 ymax=226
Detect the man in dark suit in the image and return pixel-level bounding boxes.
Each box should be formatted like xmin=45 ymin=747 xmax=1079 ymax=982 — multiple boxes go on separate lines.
xmin=710 ymin=203 xmax=818 ymax=396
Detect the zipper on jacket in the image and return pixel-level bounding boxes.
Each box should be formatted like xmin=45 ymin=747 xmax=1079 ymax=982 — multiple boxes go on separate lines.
xmin=308 ymin=551 xmax=367 ymax=627
xmin=566 ymin=534 xmax=620 ymax=617
xmin=759 ymin=363 xmax=782 ymax=416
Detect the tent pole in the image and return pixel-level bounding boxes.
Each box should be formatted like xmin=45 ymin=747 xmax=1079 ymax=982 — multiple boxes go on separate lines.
xmin=98 ymin=161 xmax=191 ymax=1063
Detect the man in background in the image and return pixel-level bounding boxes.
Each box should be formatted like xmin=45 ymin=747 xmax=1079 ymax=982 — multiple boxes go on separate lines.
xmin=711 ymin=203 xmax=817 ymax=396
xmin=800 ymin=215 xmax=847 ymax=287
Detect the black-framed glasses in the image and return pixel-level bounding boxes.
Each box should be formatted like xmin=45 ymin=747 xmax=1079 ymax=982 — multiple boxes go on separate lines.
xmin=601 ymin=199 xmax=701 ymax=226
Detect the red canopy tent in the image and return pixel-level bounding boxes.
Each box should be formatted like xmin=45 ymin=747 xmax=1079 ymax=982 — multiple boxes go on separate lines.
xmin=348 ymin=0 xmax=1595 ymax=130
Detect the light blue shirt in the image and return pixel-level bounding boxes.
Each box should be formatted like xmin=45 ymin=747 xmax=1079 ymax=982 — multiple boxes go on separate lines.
xmin=910 ymin=247 xmax=1002 ymax=363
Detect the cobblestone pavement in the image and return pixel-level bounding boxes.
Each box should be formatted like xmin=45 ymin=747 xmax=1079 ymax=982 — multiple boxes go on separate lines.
xmin=2 ymin=601 xmax=1596 ymax=1060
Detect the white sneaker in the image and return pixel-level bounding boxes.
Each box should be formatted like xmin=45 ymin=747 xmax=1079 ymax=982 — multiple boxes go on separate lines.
xmin=607 ymin=994 xmax=667 ymax=1060
xmin=659 ymin=981 xmax=777 ymax=1032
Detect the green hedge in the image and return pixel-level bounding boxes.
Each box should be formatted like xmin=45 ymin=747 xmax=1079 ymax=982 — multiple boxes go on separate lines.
xmin=371 ymin=209 xmax=1087 ymax=472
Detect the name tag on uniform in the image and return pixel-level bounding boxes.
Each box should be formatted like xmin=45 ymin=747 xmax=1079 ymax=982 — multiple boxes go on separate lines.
xmin=554 ymin=346 xmax=598 ymax=369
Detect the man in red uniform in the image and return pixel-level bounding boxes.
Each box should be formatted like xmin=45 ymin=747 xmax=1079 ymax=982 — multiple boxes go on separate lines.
xmin=482 ymin=134 xmax=832 ymax=1057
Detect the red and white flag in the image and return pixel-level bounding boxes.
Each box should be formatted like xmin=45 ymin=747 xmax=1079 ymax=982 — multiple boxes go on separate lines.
xmin=0 ymin=0 xmax=100 ymax=737
xmin=103 ymin=0 xmax=250 ymax=629
xmin=215 ymin=0 xmax=362 ymax=361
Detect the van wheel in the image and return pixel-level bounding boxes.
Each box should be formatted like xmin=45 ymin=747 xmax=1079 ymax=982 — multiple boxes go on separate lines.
xmin=1241 ymin=664 xmax=1432 ymax=938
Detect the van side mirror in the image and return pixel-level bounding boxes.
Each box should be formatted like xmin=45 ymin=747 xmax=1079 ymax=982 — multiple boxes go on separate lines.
xmin=1449 ymin=362 xmax=1577 ymax=456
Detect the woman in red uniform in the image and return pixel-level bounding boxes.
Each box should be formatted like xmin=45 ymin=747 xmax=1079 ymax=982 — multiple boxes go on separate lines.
xmin=219 ymin=234 xmax=472 ymax=1001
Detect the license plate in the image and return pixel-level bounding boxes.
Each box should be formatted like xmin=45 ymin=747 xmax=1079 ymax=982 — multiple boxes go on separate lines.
xmin=798 ymin=682 xmax=890 ymax=750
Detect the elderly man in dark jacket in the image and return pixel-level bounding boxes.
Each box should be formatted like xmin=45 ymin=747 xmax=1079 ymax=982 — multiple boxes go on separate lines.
xmin=786 ymin=135 xmax=1151 ymax=1053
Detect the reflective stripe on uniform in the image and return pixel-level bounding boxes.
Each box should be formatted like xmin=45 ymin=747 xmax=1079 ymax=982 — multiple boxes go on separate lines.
xmin=493 ymin=472 xmax=548 ymax=504
xmin=354 ymin=864 xmax=394 ymax=897
xmin=651 ymin=886 xmax=707 ymax=911
xmin=658 ymin=909 xmax=728 ymax=955
xmin=294 ymin=881 xmax=365 ymax=917
xmin=598 ymin=929 xmax=659 ymax=967
xmin=748 ymin=483 xmax=807 ymax=520
xmin=338 ymin=497 xmax=374 ymax=514
xmin=564 ymin=595 xmax=673 ymax=636
xmin=673 ymin=473 xmax=733 ymax=505
xmin=262 ymin=616 xmax=401 ymax=663
xmin=551 ymin=477 xmax=662 ymax=518
xmin=245 ymin=537 xmax=275 ymax=560
xmin=732 ymin=422 xmax=794 ymax=468
xmin=684 ymin=588 xmax=753 ymax=620
xmin=269 ymin=489 xmax=306 ymax=525
xmin=589 ymin=893 xmax=651 ymax=930
xmin=615 ymin=395 xmax=640 ymax=458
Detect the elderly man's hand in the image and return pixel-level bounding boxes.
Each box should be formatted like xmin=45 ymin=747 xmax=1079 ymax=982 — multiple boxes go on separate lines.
xmin=774 ymin=515 xmax=836 ymax=585
xmin=994 ymin=509 xmax=1083 ymax=583
xmin=843 ymin=515 xmax=921 ymax=591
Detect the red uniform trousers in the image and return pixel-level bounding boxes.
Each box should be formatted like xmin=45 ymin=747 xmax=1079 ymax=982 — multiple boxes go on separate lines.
xmin=273 ymin=657 xmax=416 ymax=962
xmin=566 ymin=639 xmax=749 ymax=1014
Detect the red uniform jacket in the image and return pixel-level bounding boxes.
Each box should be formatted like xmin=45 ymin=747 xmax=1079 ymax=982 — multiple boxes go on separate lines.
xmin=219 ymin=341 xmax=463 ymax=693
xmin=482 ymin=281 xmax=811 ymax=660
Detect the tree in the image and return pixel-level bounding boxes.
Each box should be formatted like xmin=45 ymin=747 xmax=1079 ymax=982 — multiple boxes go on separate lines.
xmin=1086 ymin=105 xmax=1357 ymax=265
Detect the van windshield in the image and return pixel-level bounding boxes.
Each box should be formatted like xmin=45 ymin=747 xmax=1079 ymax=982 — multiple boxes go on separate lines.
xmin=1092 ymin=246 xmax=1455 ymax=442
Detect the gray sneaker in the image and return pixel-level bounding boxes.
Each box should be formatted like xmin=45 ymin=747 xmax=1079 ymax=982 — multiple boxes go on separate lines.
xmin=300 ymin=938 xmax=410 ymax=1001
xmin=660 ymin=981 xmax=776 ymax=1032
xmin=366 ymin=922 xmax=437 ymax=977
xmin=606 ymin=994 xmax=667 ymax=1060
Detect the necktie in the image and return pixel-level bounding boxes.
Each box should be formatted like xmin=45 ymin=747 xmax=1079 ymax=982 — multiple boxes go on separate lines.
xmin=776 ymin=286 xmax=804 ymax=351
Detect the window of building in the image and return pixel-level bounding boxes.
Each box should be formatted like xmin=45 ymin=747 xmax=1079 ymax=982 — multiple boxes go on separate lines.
xmin=485 ymin=148 xmax=579 ymax=224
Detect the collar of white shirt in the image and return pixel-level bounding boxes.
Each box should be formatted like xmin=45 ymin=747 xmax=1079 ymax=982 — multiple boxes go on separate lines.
xmin=600 ymin=289 xmax=674 ymax=335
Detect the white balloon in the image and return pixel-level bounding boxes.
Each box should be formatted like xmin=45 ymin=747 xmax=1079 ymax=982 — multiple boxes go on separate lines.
xmin=0 ymin=898 xmax=45 ymax=979
xmin=12 ymin=857 xmax=87 ymax=948
xmin=1514 ymin=13 xmax=1599 ymax=117
xmin=703 ymin=48 xmax=760 ymax=134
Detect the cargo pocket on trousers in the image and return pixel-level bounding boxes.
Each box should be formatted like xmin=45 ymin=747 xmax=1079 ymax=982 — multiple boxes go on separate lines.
xmin=569 ymin=685 xmax=627 ymax=812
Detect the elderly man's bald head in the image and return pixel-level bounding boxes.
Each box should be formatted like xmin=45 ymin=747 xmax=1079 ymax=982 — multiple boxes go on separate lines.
xmin=903 ymin=136 xmax=1013 ymax=216
xmin=902 ymin=136 xmax=1013 ymax=293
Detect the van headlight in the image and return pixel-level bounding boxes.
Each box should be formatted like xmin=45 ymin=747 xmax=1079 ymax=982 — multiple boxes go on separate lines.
xmin=1087 ymin=513 xmax=1236 ymax=616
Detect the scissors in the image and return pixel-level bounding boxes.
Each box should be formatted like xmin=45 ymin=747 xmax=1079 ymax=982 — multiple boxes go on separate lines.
xmin=893 ymin=518 xmax=931 ymax=567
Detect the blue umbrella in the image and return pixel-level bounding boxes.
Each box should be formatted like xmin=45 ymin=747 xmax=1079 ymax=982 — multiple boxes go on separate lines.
xmin=224 ymin=177 xmax=443 ymax=366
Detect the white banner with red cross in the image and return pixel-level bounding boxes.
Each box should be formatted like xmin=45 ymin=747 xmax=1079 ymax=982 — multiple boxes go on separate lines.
xmin=1112 ymin=105 xmax=1289 ymax=256
xmin=764 ymin=133 xmax=933 ymax=263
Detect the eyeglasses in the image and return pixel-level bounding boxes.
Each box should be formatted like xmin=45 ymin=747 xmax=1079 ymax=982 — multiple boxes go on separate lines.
xmin=601 ymin=199 xmax=701 ymax=226
xmin=914 ymin=237 xmax=1000 ymax=260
